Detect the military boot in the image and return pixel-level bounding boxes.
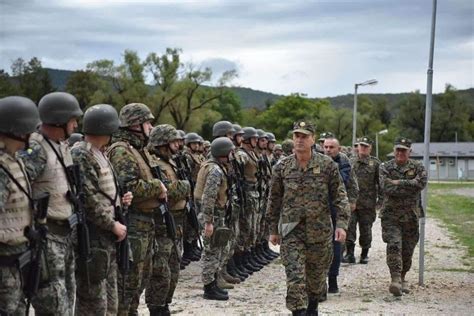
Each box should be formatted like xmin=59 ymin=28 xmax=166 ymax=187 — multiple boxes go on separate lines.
xmin=342 ymin=243 xmax=356 ymax=264
xmin=247 ymin=251 xmax=263 ymax=270
xmin=182 ymin=241 xmax=194 ymax=261
xmin=217 ymin=273 xmax=234 ymax=289
xmin=292 ymin=309 xmax=307 ymax=316
xmin=262 ymin=240 xmax=279 ymax=259
xmin=234 ymin=253 xmax=251 ymax=277
xmin=360 ymin=248 xmax=369 ymax=264
xmin=256 ymin=244 xmax=272 ymax=264
xmin=307 ymin=298 xmax=319 ymax=316
xmin=203 ymin=280 xmax=229 ymax=301
xmin=328 ymin=276 xmax=339 ymax=293
xmin=227 ymin=258 xmax=245 ymax=281
xmin=401 ymin=272 xmax=410 ymax=294
xmin=389 ymin=274 xmax=402 ymax=296
xmin=243 ymin=251 xmax=261 ymax=272
xmin=221 ymin=269 xmax=241 ymax=284
xmin=148 ymin=305 xmax=168 ymax=316
xmin=252 ymin=247 xmax=269 ymax=266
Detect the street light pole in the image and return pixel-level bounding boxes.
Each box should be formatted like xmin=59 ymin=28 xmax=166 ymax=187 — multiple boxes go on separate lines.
xmin=352 ymin=79 xmax=378 ymax=147
xmin=376 ymin=129 xmax=388 ymax=159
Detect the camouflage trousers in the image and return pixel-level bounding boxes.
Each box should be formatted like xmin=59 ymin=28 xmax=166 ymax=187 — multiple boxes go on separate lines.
xmin=281 ymin=225 xmax=333 ymax=312
xmin=118 ymin=215 xmax=154 ymax=316
xmin=346 ymin=208 xmax=376 ymax=249
xmin=219 ymin=218 xmax=239 ymax=271
xmin=75 ymin=234 xmax=118 ymax=316
xmin=381 ymin=213 xmax=419 ymax=277
xmin=201 ymin=232 xmax=227 ymax=285
xmin=31 ymin=232 xmax=76 ymax=316
xmin=257 ymin=197 xmax=269 ymax=243
xmin=238 ymin=190 xmax=258 ymax=251
xmin=0 ymin=264 xmax=26 ymax=315
xmin=145 ymin=214 xmax=184 ymax=309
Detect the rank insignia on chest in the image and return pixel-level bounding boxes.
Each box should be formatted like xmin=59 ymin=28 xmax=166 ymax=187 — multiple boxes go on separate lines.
xmin=313 ymin=166 xmax=320 ymax=174
xmin=369 ymin=160 xmax=374 ymax=166
xmin=406 ymin=169 xmax=415 ymax=176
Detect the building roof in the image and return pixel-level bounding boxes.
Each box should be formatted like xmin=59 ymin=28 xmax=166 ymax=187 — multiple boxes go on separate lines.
xmin=388 ymin=142 xmax=474 ymax=158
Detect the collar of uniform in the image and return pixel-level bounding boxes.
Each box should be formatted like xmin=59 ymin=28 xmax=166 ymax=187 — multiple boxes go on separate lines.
xmin=112 ymin=128 xmax=144 ymax=149
xmin=289 ymin=152 xmax=320 ymax=170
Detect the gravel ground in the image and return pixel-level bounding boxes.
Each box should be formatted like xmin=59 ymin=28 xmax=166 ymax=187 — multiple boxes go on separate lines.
xmin=136 ymin=215 xmax=474 ymax=315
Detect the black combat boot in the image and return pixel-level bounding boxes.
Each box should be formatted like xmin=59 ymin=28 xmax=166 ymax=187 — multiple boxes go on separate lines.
xmin=203 ymin=280 xmax=229 ymax=301
xmin=234 ymin=253 xmax=251 ymax=277
xmin=342 ymin=243 xmax=356 ymax=264
xmin=243 ymin=251 xmax=260 ymax=272
xmin=252 ymin=247 xmax=269 ymax=266
xmin=247 ymin=251 xmax=263 ymax=270
xmin=191 ymin=239 xmax=202 ymax=260
xmin=163 ymin=304 xmax=171 ymax=316
xmin=182 ymin=241 xmax=194 ymax=261
xmin=307 ymin=298 xmax=318 ymax=316
xmin=292 ymin=309 xmax=307 ymax=316
xmin=328 ymin=276 xmax=339 ymax=293
xmin=263 ymin=240 xmax=279 ymax=258
xmin=227 ymin=258 xmax=246 ymax=281
xmin=260 ymin=242 xmax=276 ymax=260
xmin=256 ymin=244 xmax=272 ymax=264
xmin=360 ymin=248 xmax=369 ymax=264
xmin=148 ymin=305 xmax=168 ymax=316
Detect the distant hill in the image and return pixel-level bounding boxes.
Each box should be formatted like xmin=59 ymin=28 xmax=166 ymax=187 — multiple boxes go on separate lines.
xmin=45 ymin=68 xmax=473 ymax=111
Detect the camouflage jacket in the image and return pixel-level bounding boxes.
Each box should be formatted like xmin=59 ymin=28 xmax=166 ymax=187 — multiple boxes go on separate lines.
xmin=351 ymin=155 xmax=382 ymax=210
xmin=379 ymin=159 xmax=427 ymax=219
xmin=266 ymin=152 xmax=350 ymax=243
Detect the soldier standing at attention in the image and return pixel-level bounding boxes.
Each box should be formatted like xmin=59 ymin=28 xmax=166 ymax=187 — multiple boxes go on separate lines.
xmin=344 ymin=136 xmax=382 ymax=264
xmin=23 ymin=92 xmax=82 ymax=316
xmin=195 ymin=137 xmax=235 ymax=301
xmin=145 ymin=124 xmax=190 ymax=315
xmin=267 ymin=120 xmax=350 ymax=316
xmin=106 ymin=103 xmax=167 ymax=316
xmin=71 ymin=104 xmax=133 ymax=315
xmin=379 ymin=137 xmax=427 ymax=296
xmin=0 ymin=96 xmax=40 ymax=315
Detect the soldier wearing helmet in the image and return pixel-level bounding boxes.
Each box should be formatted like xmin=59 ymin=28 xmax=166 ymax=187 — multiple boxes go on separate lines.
xmin=203 ymin=140 xmax=211 ymax=156
xmin=176 ymin=130 xmax=186 ymax=151
xmin=212 ymin=121 xmax=234 ymax=140
xmin=106 ymin=103 xmax=167 ymax=315
xmin=232 ymin=123 xmax=244 ymax=148
xmin=0 ymin=96 xmax=39 ymax=315
xmin=71 ymin=104 xmax=133 ymax=314
xmin=281 ymin=139 xmax=294 ymax=156
xmin=145 ymin=124 xmax=191 ymax=315
xmin=272 ymin=143 xmax=284 ymax=165
xmin=194 ymin=137 xmax=235 ymax=301
xmin=21 ymin=92 xmax=83 ymax=315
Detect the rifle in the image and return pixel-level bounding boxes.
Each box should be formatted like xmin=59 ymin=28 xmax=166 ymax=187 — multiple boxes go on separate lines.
xmin=23 ymin=192 xmax=50 ymax=312
xmin=174 ymin=153 xmax=203 ymax=250
xmin=150 ymin=166 xmax=180 ymax=259
xmin=66 ymin=163 xmax=91 ymax=288
xmin=230 ymin=153 xmax=246 ymax=216
xmin=115 ymin=203 xmax=130 ymax=300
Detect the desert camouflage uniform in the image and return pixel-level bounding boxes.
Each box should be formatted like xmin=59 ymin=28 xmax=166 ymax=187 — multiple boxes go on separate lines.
xmin=107 ymin=129 xmax=165 ymax=316
xmin=195 ymin=159 xmax=230 ymax=285
xmin=348 ymin=155 xmax=382 ymax=249
xmin=23 ymin=133 xmax=76 ymax=316
xmin=72 ymin=141 xmax=120 ymax=315
xmin=379 ymin=158 xmax=427 ymax=279
xmin=0 ymin=142 xmax=30 ymax=315
xmin=266 ymin=152 xmax=350 ymax=312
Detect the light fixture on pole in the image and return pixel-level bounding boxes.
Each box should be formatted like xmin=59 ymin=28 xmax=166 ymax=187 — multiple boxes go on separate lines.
xmin=375 ymin=128 xmax=388 ymax=159
xmin=352 ymin=79 xmax=378 ymax=147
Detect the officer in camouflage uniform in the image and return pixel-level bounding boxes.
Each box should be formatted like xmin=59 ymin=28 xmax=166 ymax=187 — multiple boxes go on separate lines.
xmin=72 ymin=104 xmax=133 ymax=315
xmin=195 ymin=137 xmax=235 ymax=301
xmin=106 ymin=103 xmax=167 ymax=316
xmin=0 ymin=96 xmax=40 ymax=315
xmin=345 ymin=136 xmax=382 ymax=264
xmin=22 ymin=92 xmax=82 ymax=316
xmin=267 ymin=120 xmax=350 ymax=316
xmin=379 ymin=137 xmax=427 ymax=296
xmin=145 ymin=124 xmax=190 ymax=315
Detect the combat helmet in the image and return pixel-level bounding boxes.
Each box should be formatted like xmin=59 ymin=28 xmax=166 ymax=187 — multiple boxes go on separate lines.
xmin=281 ymin=139 xmax=294 ymax=155
xmin=38 ymin=92 xmax=83 ymax=125
xmin=0 ymin=96 xmax=40 ymax=136
xmin=119 ymin=103 xmax=154 ymax=127
xmin=82 ymin=104 xmax=120 ymax=136
xmin=232 ymin=124 xmax=244 ymax=137
xmin=256 ymin=129 xmax=268 ymax=139
xmin=185 ymin=132 xmax=202 ymax=145
xmin=149 ymin=124 xmax=179 ymax=147
xmin=242 ymin=127 xmax=259 ymax=141
xmin=212 ymin=121 xmax=233 ymax=138
xmin=211 ymin=137 xmax=235 ymax=157
xmin=266 ymin=132 xmax=276 ymax=142
xmin=68 ymin=133 xmax=84 ymax=147
xmin=176 ymin=130 xmax=186 ymax=140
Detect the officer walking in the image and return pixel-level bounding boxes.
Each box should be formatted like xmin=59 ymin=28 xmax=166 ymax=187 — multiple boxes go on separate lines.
xmin=379 ymin=137 xmax=427 ymax=296
xmin=267 ymin=120 xmax=350 ymax=316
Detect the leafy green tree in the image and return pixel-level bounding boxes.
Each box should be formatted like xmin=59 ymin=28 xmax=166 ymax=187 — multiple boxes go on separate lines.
xmin=10 ymin=57 xmax=54 ymax=103
xmin=0 ymin=69 xmax=19 ymax=98
xmin=392 ymin=90 xmax=425 ymax=142
xmin=65 ymin=70 xmax=102 ymax=108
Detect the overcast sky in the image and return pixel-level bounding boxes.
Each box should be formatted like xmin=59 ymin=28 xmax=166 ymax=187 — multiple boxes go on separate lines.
xmin=1 ymin=0 xmax=472 ymax=97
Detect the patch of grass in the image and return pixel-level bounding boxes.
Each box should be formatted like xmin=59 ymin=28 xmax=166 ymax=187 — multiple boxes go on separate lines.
xmin=428 ymin=190 xmax=474 ymax=260
xmin=428 ymin=182 xmax=474 ymax=191
xmin=436 ymin=267 xmax=474 ymax=273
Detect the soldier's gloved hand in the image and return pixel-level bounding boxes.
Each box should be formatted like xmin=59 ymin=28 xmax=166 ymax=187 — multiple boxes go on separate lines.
xmin=204 ymin=222 xmax=213 ymax=238
xmin=335 ymin=228 xmax=346 ymax=242
xmin=113 ymin=221 xmax=127 ymax=242
xmin=122 ymin=191 xmax=133 ymax=206
xmin=269 ymin=234 xmax=280 ymax=246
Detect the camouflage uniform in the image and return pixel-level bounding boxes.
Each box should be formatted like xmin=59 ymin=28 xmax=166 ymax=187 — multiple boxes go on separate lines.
xmin=379 ymin=157 xmax=427 ymax=285
xmin=0 ymin=143 xmax=30 ymax=315
xmin=349 ymin=155 xmax=382 ymax=250
xmin=107 ymin=129 xmax=164 ymax=316
xmin=195 ymin=159 xmax=230 ymax=285
xmin=266 ymin=152 xmax=350 ymax=312
xmin=72 ymin=141 xmax=120 ymax=315
xmin=254 ymin=147 xmax=272 ymax=243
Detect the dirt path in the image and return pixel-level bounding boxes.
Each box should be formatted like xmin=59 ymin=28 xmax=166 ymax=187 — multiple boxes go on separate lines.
xmin=137 ymin=217 xmax=474 ymax=315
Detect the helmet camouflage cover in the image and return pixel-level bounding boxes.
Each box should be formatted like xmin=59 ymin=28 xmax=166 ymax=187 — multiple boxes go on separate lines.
xmin=119 ymin=103 xmax=155 ymax=127
xmin=149 ymin=124 xmax=179 ymax=147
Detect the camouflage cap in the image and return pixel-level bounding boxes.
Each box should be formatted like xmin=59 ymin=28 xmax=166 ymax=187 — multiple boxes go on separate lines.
xmin=119 ymin=103 xmax=155 ymax=127
xmin=274 ymin=144 xmax=283 ymax=151
xmin=394 ymin=136 xmax=412 ymax=150
xmin=359 ymin=136 xmax=373 ymax=146
xmin=318 ymin=131 xmax=334 ymax=141
xmin=148 ymin=124 xmax=179 ymax=147
xmin=292 ymin=120 xmax=315 ymax=135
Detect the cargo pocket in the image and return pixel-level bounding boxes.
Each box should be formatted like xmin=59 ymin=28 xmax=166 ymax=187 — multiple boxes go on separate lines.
xmin=77 ymin=248 xmax=110 ymax=284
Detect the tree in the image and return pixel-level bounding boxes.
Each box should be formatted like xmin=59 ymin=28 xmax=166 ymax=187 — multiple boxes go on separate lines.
xmin=0 ymin=69 xmax=19 ymax=98
xmin=10 ymin=57 xmax=54 ymax=103
xmin=392 ymin=91 xmax=425 ymax=142
xmin=65 ymin=70 xmax=102 ymax=108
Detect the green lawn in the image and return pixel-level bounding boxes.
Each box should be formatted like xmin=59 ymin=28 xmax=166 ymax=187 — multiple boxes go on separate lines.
xmin=427 ymin=184 xmax=474 ymax=263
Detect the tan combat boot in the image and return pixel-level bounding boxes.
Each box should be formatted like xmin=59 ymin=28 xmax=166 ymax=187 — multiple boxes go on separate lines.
xmin=221 ymin=269 xmax=241 ymax=284
xmin=217 ymin=273 xmax=234 ymax=289
xmin=389 ymin=274 xmax=402 ymax=296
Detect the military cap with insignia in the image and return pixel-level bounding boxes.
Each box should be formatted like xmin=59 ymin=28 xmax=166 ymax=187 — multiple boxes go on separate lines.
xmin=394 ymin=136 xmax=412 ymax=149
xmin=359 ymin=136 xmax=373 ymax=146
xmin=292 ymin=120 xmax=315 ymax=135
xmin=318 ymin=131 xmax=334 ymax=141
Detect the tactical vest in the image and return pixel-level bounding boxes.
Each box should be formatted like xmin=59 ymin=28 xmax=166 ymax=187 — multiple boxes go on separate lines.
xmin=155 ymin=158 xmax=186 ymax=211
xmin=0 ymin=152 xmax=31 ymax=245
xmin=238 ymin=148 xmax=258 ymax=183
xmin=188 ymin=151 xmax=204 ymax=182
xmin=29 ymin=132 xmax=73 ymax=221
xmin=194 ymin=161 xmax=228 ymax=209
xmin=106 ymin=141 xmax=159 ymax=212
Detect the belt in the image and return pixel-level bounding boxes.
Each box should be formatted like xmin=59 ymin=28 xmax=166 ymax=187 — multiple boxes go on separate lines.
xmin=47 ymin=219 xmax=73 ymax=236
